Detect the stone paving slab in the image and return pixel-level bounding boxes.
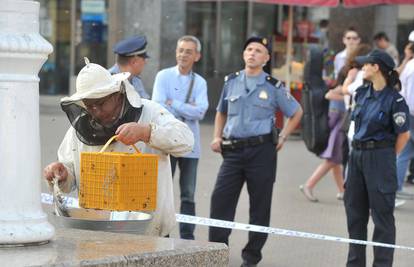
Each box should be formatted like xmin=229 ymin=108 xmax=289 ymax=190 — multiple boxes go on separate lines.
xmin=0 ymin=228 xmax=228 ymax=267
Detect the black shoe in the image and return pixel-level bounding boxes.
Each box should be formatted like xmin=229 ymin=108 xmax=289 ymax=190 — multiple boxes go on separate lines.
xmin=406 ymin=174 xmax=414 ymax=185
xmin=241 ymin=260 xmax=257 ymax=267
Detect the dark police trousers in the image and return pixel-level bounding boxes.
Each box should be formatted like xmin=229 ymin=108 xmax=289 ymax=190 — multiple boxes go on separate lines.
xmin=171 ymin=156 xmax=198 ymax=240
xmin=209 ymin=141 xmax=276 ymax=264
xmin=345 ymin=146 xmax=396 ymax=267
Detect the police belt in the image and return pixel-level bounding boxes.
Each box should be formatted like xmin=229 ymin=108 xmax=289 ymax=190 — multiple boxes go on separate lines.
xmin=351 ymin=140 xmax=394 ymax=150
xmin=221 ymin=134 xmax=273 ymax=150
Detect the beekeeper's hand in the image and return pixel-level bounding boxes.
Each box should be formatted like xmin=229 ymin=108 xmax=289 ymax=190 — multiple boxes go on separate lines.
xmin=116 ymin=122 xmax=151 ymax=145
xmin=43 ymin=162 xmax=68 ymax=184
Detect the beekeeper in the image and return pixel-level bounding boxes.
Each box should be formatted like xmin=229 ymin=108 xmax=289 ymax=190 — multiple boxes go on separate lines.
xmin=43 ymin=58 xmax=194 ymax=237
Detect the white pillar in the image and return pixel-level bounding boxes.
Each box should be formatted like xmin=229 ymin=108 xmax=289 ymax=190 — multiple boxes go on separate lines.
xmin=0 ymin=0 xmax=54 ymax=245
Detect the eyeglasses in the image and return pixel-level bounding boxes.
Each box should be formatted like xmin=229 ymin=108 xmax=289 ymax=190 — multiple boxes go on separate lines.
xmin=176 ymin=48 xmax=196 ymax=56
xmin=83 ymin=93 xmax=118 ymax=111
xmin=345 ymin=36 xmax=359 ymax=40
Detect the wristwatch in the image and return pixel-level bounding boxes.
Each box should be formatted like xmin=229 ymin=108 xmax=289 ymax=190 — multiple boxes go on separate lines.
xmin=278 ymin=134 xmax=287 ymax=142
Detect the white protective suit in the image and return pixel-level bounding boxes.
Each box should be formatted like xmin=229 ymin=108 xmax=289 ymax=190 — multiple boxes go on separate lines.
xmin=57 ymin=97 xmax=194 ymax=236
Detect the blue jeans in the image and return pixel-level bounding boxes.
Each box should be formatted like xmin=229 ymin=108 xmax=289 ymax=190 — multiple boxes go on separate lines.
xmin=170 ymin=156 xmax=198 ymax=240
xmin=397 ymin=116 xmax=414 ymax=190
xmin=396 ymin=137 xmax=414 ymax=191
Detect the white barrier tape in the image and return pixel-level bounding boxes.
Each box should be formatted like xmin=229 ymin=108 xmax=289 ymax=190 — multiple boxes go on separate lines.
xmin=176 ymin=214 xmax=414 ymax=251
xmin=40 ymin=193 xmax=414 ymax=251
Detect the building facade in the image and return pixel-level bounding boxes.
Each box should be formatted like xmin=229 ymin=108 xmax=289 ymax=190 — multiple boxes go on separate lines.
xmin=38 ymin=0 xmax=414 ymax=112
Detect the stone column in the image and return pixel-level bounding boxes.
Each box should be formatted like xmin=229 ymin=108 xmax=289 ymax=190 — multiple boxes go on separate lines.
xmin=0 ymin=0 xmax=55 ymax=245
xmin=373 ymin=6 xmax=398 ymax=45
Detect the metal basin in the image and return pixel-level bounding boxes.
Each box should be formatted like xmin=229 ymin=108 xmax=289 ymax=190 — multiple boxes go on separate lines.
xmin=45 ymin=204 xmax=152 ymax=235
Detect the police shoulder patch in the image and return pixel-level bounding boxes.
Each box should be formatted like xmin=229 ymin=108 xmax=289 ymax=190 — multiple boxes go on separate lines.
xmin=393 ymin=112 xmax=407 ymax=127
xmin=265 ymin=76 xmax=282 ymax=88
xmin=224 ymin=72 xmax=239 ymax=82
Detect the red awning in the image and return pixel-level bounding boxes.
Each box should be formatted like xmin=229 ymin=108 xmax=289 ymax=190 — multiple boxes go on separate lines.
xmin=344 ymin=0 xmax=414 ymax=7
xmin=257 ymin=0 xmax=339 ymax=7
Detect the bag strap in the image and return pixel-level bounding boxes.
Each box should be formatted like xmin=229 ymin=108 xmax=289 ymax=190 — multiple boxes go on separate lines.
xmin=184 ymin=72 xmax=195 ymax=103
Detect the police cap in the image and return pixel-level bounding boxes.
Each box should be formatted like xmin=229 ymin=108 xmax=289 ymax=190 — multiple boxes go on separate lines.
xmin=243 ymin=36 xmax=271 ymax=54
xmin=355 ymin=49 xmax=395 ymax=71
xmin=113 ymin=35 xmax=149 ymax=58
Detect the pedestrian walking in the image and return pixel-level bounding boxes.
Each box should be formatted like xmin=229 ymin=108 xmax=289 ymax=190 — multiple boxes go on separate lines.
xmin=209 ymin=36 xmax=303 ymax=267
xmin=395 ymin=42 xmax=414 ymax=201
xmin=300 ymin=44 xmax=372 ymax=203
xmin=109 ymin=35 xmax=150 ymax=99
xmin=300 ymin=27 xmax=360 ymax=202
xmin=152 ymin=35 xmax=208 ymax=240
xmin=344 ymin=50 xmax=410 ymax=267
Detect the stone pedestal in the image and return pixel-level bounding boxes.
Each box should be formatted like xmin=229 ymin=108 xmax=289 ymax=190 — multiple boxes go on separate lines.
xmin=0 ymin=0 xmax=55 ymax=245
xmin=0 ymin=228 xmax=229 ymax=267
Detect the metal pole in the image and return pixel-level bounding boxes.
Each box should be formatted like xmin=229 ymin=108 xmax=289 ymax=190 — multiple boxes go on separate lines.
xmin=285 ymin=5 xmax=293 ymax=90
xmin=246 ymin=0 xmax=253 ymax=38
xmin=214 ymin=1 xmax=222 ymax=78
xmin=69 ymin=0 xmax=76 ymax=95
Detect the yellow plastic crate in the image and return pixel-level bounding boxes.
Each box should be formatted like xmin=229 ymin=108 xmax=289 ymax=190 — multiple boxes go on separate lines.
xmin=79 ymin=135 xmax=158 ymax=211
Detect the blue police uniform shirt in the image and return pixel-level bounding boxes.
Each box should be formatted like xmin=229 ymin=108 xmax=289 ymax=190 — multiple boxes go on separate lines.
xmin=352 ymin=83 xmax=409 ymax=142
xmin=217 ymin=70 xmax=300 ymax=139
xmin=108 ymin=64 xmax=150 ymax=99
xmin=152 ymin=66 xmax=209 ymax=158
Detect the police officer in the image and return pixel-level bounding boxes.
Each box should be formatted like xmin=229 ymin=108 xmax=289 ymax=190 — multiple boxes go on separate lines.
xmin=109 ymin=35 xmax=150 ymax=99
xmin=345 ymin=50 xmax=410 ymax=267
xmin=209 ymin=37 xmax=303 ymax=267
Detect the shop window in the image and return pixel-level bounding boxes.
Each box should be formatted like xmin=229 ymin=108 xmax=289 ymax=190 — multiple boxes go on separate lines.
xmin=219 ymin=3 xmax=248 ymax=74
xmin=39 ymin=0 xmax=71 ymax=95
xmin=75 ymin=0 xmax=108 ymax=74
xmin=186 ymin=2 xmax=217 ymax=77
xmin=38 ymin=0 xmax=108 ymax=95
xmin=186 ymin=1 xmax=248 ymax=77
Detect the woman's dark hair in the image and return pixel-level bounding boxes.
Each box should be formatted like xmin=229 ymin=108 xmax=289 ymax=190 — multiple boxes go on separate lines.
xmin=336 ymin=43 xmax=371 ymax=86
xmin=378 ymin=65 xmax=401 ymax=91
xmin=344 ymin=43 xmax=372 ymax=71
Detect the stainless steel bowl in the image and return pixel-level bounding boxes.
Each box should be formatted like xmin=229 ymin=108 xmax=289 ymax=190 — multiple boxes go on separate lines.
xmin=45 ymin=204 xmax=152 ymax=235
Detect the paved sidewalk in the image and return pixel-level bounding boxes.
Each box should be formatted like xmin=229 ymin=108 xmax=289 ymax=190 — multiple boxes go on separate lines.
xmin=40 ymin=107 xmax=414 ymax=267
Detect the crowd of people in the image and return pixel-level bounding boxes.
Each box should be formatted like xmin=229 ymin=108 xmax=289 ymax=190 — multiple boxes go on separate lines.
xmin=299 ymin=27 xmax=414 ymax=266
xmin=42 ymin=26 xmax=414 ymax=266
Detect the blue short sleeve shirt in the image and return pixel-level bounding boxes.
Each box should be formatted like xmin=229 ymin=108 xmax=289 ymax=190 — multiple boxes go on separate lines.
xmin=352 ymin=84 xmax=410 ymax=142
xmin=217 ymin=70 xmax=300 ymax=139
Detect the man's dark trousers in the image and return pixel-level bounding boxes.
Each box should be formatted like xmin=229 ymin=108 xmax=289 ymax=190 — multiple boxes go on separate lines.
xmin=209 ymin=142 xmax=276 ymax=264
xmin=171 ymin=156 xmax=198 ymax=240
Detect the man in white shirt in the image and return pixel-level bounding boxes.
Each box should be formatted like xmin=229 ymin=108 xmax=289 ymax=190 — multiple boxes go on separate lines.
xmin=43 ymin=59 xmax=194 ymax=237
xmin=334 ymin=27 xmax=360 ymax=79
xmin=152 ymin=36 xmax=208 ymax=240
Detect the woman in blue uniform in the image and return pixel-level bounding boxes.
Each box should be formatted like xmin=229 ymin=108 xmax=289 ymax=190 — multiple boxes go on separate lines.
xmin=344 ymin=50 xmax=410 ymax=267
